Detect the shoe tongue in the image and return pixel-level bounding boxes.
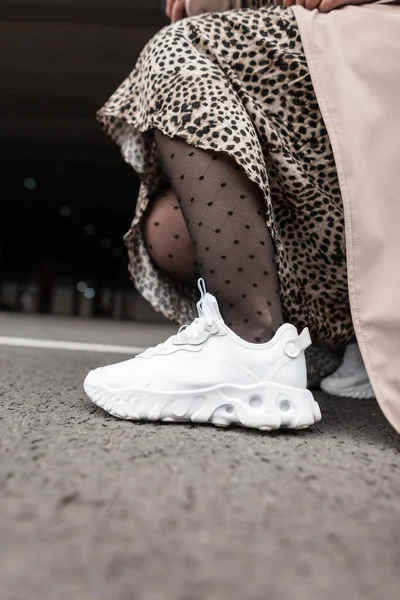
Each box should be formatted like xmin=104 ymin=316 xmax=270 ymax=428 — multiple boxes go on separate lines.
xmin=201 ymin=293 xmax=223 ymax=322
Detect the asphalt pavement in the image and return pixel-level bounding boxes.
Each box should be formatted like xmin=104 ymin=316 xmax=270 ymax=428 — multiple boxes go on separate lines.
xmin=1 ymin=312 xmax=400 ymax=600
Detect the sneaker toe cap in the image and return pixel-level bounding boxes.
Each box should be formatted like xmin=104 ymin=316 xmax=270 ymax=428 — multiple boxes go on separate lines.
xmin=84 ymin=358 xmax=150 ymax=394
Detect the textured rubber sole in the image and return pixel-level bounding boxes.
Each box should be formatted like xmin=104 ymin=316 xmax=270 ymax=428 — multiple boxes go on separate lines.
xmin=320 ymin=379 xmax=375 ymax=399
xmin=84 ymin=375 xmax=321 ymax=431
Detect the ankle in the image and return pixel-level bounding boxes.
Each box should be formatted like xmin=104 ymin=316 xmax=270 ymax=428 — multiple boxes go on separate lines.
xmin=227 ymin=316 xmax=278 ymax=344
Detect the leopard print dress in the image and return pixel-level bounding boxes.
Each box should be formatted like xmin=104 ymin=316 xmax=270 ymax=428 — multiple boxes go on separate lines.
xmin=97 ymin=2 xmax=353 ymax=377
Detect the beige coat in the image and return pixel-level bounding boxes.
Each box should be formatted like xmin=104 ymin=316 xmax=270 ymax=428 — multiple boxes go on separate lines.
xmin=293 ymin=2 xmax=400 ymax=432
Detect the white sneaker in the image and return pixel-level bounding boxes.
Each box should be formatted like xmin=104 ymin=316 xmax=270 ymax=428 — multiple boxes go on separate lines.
xmin=84 ymin=279 xmax=321 ymax=431
xmin=320 ymin=343 xmax=375 ymax=399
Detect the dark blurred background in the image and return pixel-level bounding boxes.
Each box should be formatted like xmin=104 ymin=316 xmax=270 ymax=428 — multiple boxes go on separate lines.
xmin=1 ymin=0 xmax=168 ymax=320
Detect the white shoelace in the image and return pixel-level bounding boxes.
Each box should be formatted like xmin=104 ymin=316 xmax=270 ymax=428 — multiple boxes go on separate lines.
xmin=139 ymin=279 xmax=216 ymax=357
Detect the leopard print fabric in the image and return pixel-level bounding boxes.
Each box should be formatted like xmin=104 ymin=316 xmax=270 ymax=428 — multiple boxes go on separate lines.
xmin=97 ymin=5 xmax=353 ymax=364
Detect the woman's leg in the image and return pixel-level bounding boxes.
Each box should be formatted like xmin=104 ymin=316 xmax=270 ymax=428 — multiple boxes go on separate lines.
xmin=143 ymin=188 xmax=198 ymax=286
xmin=84 ymin=132 xmax=321 ymax=430
xmin=154 ymin=131 xmax=283 ymax=343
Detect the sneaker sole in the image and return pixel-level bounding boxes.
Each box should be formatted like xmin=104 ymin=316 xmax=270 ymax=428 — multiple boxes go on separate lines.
xmin=320 ymin=379 xmax=375 ymax=399
xmin=84 ymin=375 xmax=321 ymax=431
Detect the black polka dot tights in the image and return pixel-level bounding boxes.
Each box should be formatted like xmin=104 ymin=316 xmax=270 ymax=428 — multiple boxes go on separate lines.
xmin=152 ymin=131 xmax=283 ymax=343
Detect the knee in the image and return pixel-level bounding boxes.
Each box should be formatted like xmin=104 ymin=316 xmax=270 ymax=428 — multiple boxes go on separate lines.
xmin=143 ymin=189 xmax=189 ymax=257
xmin=142 ymin=189 xmax=198 ymax=284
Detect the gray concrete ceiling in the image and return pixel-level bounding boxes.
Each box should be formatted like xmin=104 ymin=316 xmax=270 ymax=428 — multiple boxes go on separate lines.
xmin=1 ymin=1 xmax=168 ymax=148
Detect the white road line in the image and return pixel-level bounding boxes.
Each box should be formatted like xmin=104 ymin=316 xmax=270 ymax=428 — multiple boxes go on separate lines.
xmin=0 ymin=337 xmax=144 ymax=355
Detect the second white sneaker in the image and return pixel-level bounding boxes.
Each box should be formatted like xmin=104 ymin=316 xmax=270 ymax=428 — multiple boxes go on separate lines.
xmin=320 ymin=343 xmax=375 ymax=399
xmin=84 ymin=279 xmax=321 ymax=431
